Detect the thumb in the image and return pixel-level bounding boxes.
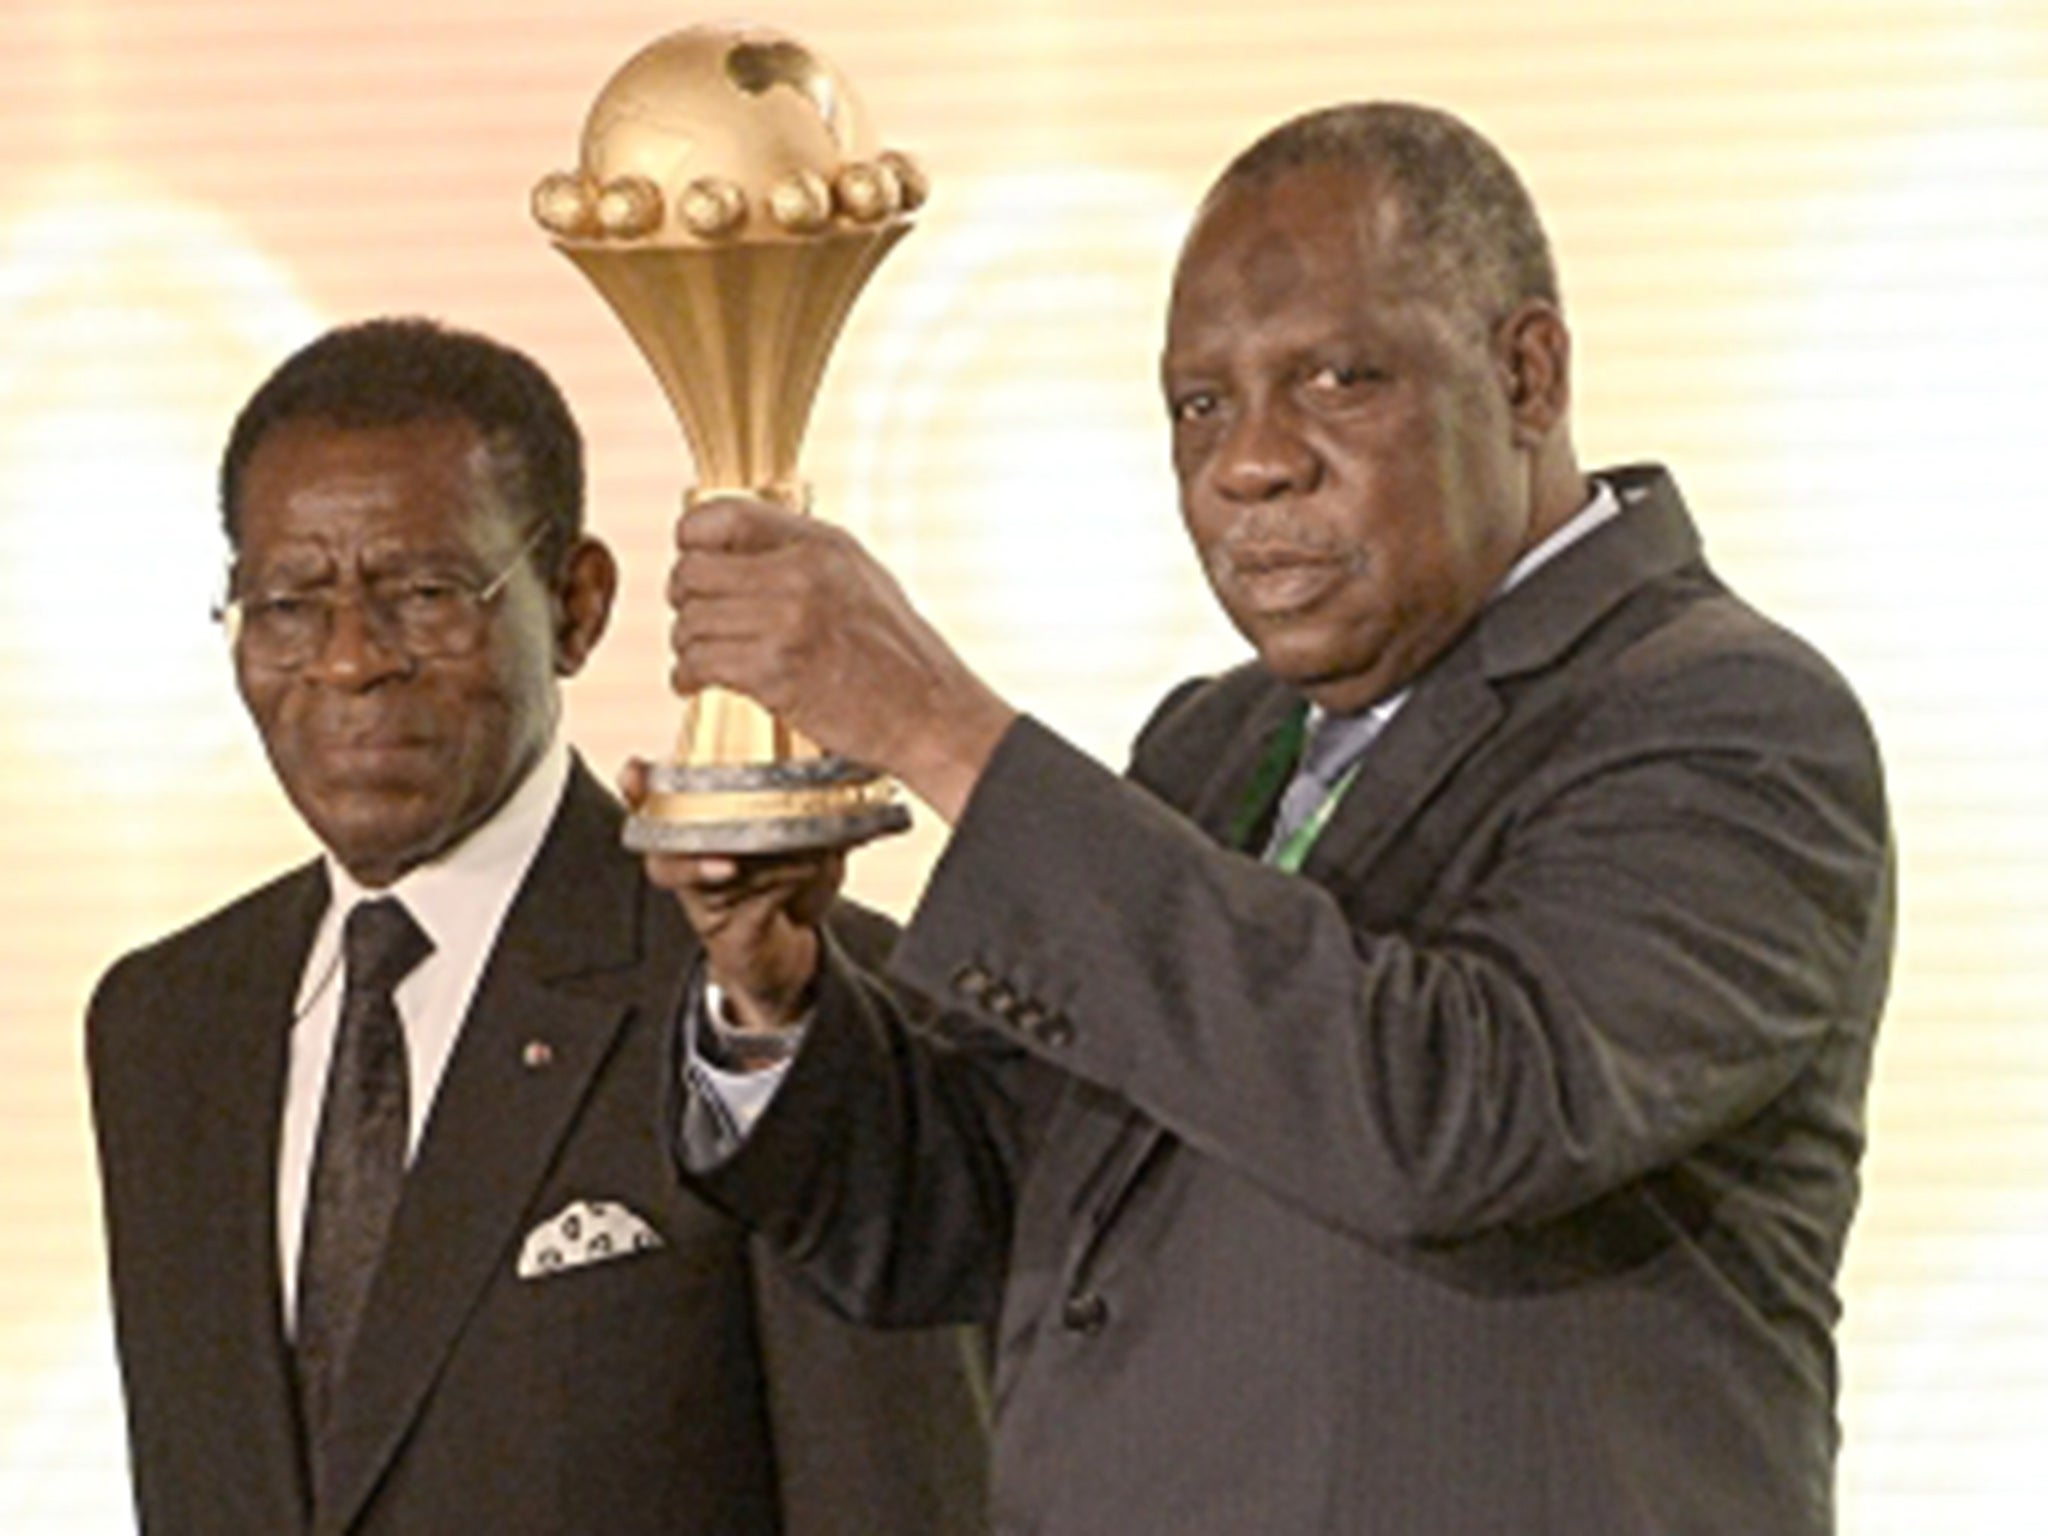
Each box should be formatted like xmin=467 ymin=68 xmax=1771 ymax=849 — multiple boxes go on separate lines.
xmin=617 ymin=756 xmax=652 ymax=809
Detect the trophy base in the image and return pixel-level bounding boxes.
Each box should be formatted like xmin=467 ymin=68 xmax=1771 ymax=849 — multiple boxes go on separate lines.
xmin=625 ymin=756 xmax=912 ymax=855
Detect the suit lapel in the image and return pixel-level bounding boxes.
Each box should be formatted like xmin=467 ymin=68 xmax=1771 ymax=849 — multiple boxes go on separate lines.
xmin=311 ymin=767 xmax=656 ymax=1534
xmin=1302 ymin=467 xmax=1703 ymax=893
xmin=1177 ymin=685 xmax=1304 ymax=849
xmin=193 ymin=863 xmax=329 ymax=1527
xmin=1299 ymin=646 xmax=1503 ymax=891
xmin=1068 ymin=471 xmax=1708 ymax=1267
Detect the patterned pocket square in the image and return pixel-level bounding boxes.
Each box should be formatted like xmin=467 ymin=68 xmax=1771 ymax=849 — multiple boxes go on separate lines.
xmin=517 ymin=1199 xmax=666 ymax=1280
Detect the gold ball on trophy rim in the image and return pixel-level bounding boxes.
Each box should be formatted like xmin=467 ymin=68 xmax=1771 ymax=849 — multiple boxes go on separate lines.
xmin=678 ymin=176 xmax=748 ymax=239
xmin=879 ymin=150 xmax=930 ymax=211
xmin=768 ymin=169 xmax=835 ymax=234
xmin=832 ymin=161 xmax=902 ymax=224
xmin=594 ymin=176 xmax=663 ymax=239
xmin=530 ymin=172 xmax=597 ymax=239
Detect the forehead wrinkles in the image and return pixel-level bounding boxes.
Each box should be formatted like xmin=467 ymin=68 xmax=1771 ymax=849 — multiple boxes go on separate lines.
xmin=284 ymin=474 xmax=405 ymax=524
xmin=242 ymin=424 xmax=502 ymax=554
xmin=250 ymin=476 xmax=445 ymax=572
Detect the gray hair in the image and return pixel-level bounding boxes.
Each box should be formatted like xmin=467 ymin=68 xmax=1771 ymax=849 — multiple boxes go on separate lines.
xmin=1219 ymin=102 xmax=1560 ymax=327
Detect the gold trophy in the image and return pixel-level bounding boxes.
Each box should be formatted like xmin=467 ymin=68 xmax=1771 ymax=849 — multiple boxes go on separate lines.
xmin=533 ymin=23 xmax=922 ymax=853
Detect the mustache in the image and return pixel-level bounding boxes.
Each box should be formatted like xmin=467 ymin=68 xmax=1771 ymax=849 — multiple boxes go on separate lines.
xmin=1205 ymin=518 xmax=1368 ymax=581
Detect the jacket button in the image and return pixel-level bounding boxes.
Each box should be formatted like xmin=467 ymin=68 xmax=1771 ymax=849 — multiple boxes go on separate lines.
xmin=1033 ymin=1011 xmax=1075 ymax=1048
xmin=1061 ymin=1290 xmax=1110 ymax=1335
xmin=953 ymin=964 xmax=994 ymax=1002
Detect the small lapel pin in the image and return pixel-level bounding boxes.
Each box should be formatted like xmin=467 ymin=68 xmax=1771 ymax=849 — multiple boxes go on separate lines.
xmin=521 ymin=1039 xmax=555 ymax=1070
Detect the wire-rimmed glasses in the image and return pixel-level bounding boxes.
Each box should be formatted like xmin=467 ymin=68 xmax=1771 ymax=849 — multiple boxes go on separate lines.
xmin=214 ymin=519 xmax=553 ymax=670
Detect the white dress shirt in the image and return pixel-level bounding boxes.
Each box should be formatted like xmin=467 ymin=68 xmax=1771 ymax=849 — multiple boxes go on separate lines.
xmin=277 ymin=736 xmax=570 ymax=1329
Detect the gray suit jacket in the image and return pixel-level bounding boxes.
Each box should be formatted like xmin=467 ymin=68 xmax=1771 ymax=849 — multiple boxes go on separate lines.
xmin=90 ymin=760 xmax=988 ymax=1536
xmin=684 ymin=466 xmax=1893 ymax=1535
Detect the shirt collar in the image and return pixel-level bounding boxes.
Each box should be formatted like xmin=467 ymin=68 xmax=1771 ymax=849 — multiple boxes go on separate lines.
xmin=1497 ymin=475 xmax=1622 ymax=596
xmin=299 ymin=732 xmax=571 ymax=1013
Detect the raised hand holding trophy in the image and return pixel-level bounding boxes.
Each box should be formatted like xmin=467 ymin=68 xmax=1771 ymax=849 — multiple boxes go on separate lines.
xmin=534 ymin=23 xmax=921 ymax=853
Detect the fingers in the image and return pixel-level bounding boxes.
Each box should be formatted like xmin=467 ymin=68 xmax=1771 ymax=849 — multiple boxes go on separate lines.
xmin=697 ymin=850 xmax=844 ymax=909
xmin=641 ymin=840 xmax=845 ymax=1030
xmin=665 ymin=503 xmax=813 ymax=688
xmin=617 ymin=756 xmax=651 ymax=809
xmin=664 ymin=629 xmax=794 ymax=711
xmin=782 ymin=850 xmax=846 ymax=927
xmin=655 ymin=488 xmax=1010 ymax=816
xmin=665 ymin=510 xmax=853 ymax=712
xmin=677 ymin=493 xmax=809 ymax=554
xmin=642 ymin=850 xmax=744 ymax=897
xmin=668 ymin=508 xmax=846 ymax=609
xmin=642 ymin=848 xmax=842 ymax=917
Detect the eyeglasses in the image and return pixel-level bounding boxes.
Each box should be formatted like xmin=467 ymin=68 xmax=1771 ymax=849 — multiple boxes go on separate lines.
xmin=215 ymin=520 xmax=553 ymax=670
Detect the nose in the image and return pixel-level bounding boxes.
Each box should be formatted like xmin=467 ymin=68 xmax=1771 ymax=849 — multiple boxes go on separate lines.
xmin=1210 ymin=396 xmax=1322 ymax=502
xmin=302 ymin=594 xmax=412 ymax=688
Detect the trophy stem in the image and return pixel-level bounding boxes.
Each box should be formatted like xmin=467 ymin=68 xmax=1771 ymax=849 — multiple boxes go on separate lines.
xmin=672 ymin=687 xmax=786 ymax=766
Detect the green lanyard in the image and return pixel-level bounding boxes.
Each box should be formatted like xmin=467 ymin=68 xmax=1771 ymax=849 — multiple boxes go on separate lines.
xmin=1266 ymin=760 xmax=1362 ymax=873
xmin=1227 ymin=703 xmax=1308 ymax=852
xmin=1226 ymin=702 xmax=1360 ymax=872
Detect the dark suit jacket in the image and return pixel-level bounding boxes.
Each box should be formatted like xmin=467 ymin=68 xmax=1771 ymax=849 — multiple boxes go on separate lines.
xmin=89 ymin=760 xmax=988 ymax=1536
xmin=683 ymin=467 xmax=1893 ymax=1536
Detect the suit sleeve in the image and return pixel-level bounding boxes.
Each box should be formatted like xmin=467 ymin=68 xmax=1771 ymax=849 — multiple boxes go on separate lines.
xmin=676 ymin=905 xmax=1049 ymax=1332
xmin=891 ymin=630 xmax=1891 ymax=1245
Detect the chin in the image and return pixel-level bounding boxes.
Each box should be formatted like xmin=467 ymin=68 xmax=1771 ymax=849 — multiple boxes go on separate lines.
xmin=301 ymin=795 xmax=447 ymax=881
xmin=1259 ymin=647 xmax=1396 ymax=714
xmin=1250 ymin=624 xmax=1358 ymax=686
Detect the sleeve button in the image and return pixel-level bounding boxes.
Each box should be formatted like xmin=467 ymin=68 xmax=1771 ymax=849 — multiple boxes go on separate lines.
xmin=1061 ymin=1290 xmax=1110 ymax=1335
xmin=1034 ymin=1012 xmax=1075 ymax=1048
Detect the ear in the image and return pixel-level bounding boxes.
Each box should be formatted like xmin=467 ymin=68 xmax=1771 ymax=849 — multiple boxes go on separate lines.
xmin=1495 ymin=300 xmax=1571 ymax=447
xmin=551 ymin=535 xmax=617 ymax=678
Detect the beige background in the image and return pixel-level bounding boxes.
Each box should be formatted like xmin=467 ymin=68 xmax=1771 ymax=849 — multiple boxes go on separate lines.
xmin=2 ymin=1 xmax=2044 ymax=1528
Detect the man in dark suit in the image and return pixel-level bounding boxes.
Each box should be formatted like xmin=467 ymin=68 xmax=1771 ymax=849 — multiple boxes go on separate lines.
xmin=645 ymin=103 xmax=1893 ymax=1534
xmin=86 ymin=318 xmax=988 ymax=1536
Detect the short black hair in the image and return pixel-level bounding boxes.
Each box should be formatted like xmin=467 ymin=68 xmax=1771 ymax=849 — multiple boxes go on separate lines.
xmin=1219 ymin=102 xmax=1560 ymax=328
xmin=219 ymin=317 xmax=584 ymax=573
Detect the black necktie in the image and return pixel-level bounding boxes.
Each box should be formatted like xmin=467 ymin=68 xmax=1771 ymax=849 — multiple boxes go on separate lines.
xmin=295 ymin=897 xmax=431 ymax=1469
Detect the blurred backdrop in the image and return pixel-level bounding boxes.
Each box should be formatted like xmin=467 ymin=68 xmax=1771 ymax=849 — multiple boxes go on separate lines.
xmin=2 ymin=1 xmax=2044 ymax=1529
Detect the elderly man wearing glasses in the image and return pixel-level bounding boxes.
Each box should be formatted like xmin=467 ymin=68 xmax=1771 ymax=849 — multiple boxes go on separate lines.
xmin=85 ymin=317 xmax=988 ymax=1536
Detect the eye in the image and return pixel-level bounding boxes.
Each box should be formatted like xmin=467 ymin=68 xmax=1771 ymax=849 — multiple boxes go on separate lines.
xmin=386 ymin=576 xmax=470 ymax=620
xmin=246 ymin=591 xmax=323 ymax=623
xmin=1168 ymin=388 xmax=1222 ymax=426
xmin=237 ymin=590 xmax=329 ymax=651
xmin=1303 ymin=361 xmax=1382 ymax=398
xmin=400 ymin=575 xmax=466 ymax=601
